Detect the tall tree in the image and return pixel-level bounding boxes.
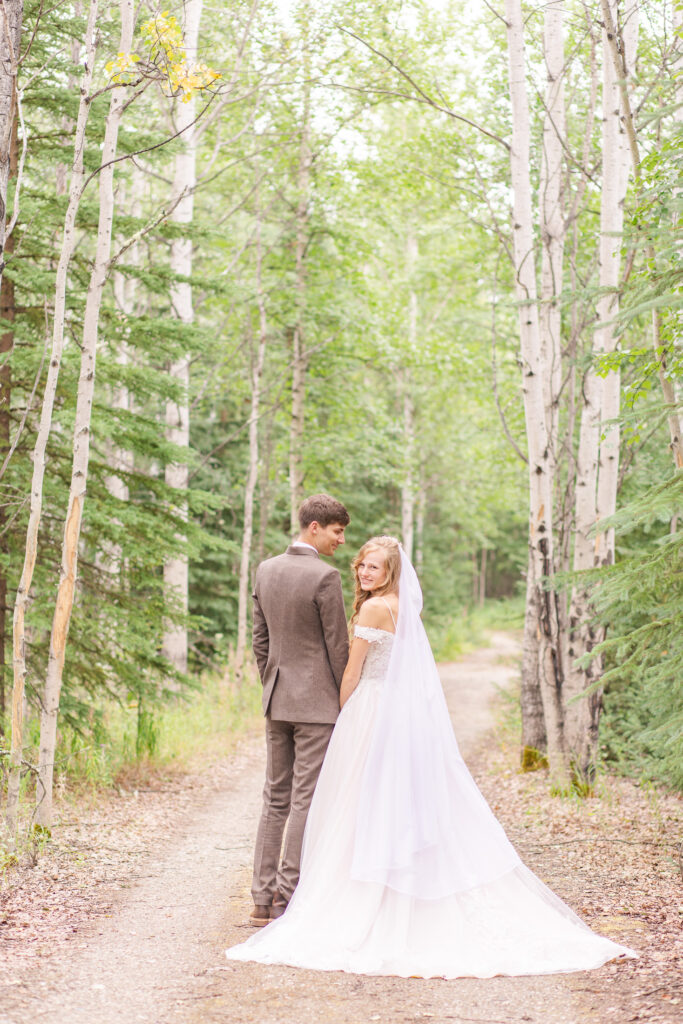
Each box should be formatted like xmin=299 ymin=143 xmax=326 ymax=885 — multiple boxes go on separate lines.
xmin=163 ymin=0 xmax=204 ymax=674
xmin=36 ymin=0 xmax=135 ymax=827
xmin=600 ymin=0 xmax=683 ymax=471
xmin=565 ymin=1 xmax=639 ymax=777
xmin=6 ymin=0 xmax=99 ymax=833
xmin=0 ymin=0 xmax=22 ymax=296
xmin=505 ymin=0 xmax=568 ymax=790
xmin=288 ymin=34 xmax=311 ymax=535
xmin=401 ymin=231 xmax=417 ymax=560
xmin=0 ymin=0 xmax=23 ymax=727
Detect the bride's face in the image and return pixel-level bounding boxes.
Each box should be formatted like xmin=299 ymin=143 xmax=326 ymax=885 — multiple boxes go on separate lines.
xmin=357 ymin=548 xmax=387 ymax=592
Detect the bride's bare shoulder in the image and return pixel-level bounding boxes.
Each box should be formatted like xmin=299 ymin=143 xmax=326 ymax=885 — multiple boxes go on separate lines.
xmin=357 ymin=597 xmax=395 ymax=630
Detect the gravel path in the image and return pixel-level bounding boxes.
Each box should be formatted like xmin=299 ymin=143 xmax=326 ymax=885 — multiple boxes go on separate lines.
xmin=1 ymin=634 xmax=640 ymax=1024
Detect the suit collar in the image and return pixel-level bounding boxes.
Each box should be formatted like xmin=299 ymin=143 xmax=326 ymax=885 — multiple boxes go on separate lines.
xmin=286 ymin=545 xmax=320 ymax=558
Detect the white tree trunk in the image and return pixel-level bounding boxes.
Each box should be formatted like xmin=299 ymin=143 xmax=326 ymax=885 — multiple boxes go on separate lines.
xmin=36 ymin=0 xmax=134 ymax=827
xmin=235 ymin=208 xmax=268 ymax=674
xmin=162 ymin=0 xmax=204 ymax=673
xmin=518 ymin=0 xmax=566 ymax=773
xmin=97 ymin=172 xmax=142 ymax=579
xmin=401 ymin=381 xmax=415 ymax=559
xmin=538 ymin=0 xmax=565 ymax=463
xmin=288 ymin=62 xmax=311 ymax=536
xmin=520 ymin=555 xmax=547 ymax=767
xmin=401 ymin=232 xmax=417 ymax=560
xmin=600 ymin=0 xmax=683 ymax=469
xmin=415 ymin=481 xmax=426 ymax=577
xmin=109 ymin=166 xmax=143 ymax=508
xmin=6 ymin=0 xmax=99 ymax=833
xmin=595 ymin=2 xmax=638 ymax=556
xmin=564 ymin=2 xmax=639 ymax=776
xmin=505 ymin=0 xmax=568 ymax=790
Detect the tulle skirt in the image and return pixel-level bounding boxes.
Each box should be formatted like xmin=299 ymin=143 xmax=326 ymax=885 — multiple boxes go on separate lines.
xmin=225 ymin=676 xmax=636 ymax=979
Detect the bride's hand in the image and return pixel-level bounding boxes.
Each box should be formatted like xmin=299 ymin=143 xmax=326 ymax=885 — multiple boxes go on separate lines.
xmin=339 ymin=639 xmax=368 ymax=708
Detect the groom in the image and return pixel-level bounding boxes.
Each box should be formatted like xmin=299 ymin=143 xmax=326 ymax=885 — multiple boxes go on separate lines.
xmin=249 ymin=493 xmax=350 ymax=926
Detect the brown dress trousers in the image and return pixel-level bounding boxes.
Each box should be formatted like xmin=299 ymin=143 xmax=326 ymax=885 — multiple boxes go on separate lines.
xmin=251 ymin=545 xmax=349 ymax=904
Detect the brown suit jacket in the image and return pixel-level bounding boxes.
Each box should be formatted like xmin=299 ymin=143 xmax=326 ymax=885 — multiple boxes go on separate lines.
xmin=252 ymin=546 xmax=349 ymax=724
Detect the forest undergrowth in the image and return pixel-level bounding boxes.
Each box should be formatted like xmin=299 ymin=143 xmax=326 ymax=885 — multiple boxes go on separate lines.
xmin=480 ymin=681 xmax=683 ymax=1023
xmin=0 ymin=661 xmax=262 ymax=872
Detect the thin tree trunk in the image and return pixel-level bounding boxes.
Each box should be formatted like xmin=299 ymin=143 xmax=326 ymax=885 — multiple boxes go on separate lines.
xmin=505 ymin=0 xmax=569 ymax=791
xmin=601 ymin=0 xmax=683 ymax=469
xmin=478 ymin=548 xmax=487 ymax=607
xmin=256 ymin=413 xmax=273 ymax=566
xmin=35 ymin=0 xmax=134 ymax=827
xmin=162 ymin=0 xmax=204 ymax=673
xmin=6 ymin=0 xmax=99 ymax=833
xmin=0 ymin=111 xmax=17 ymax=729
xmin=519 ymin=3 xmax=568 ymax=767
xmin=564 ymin=1 xmax=639 ymax=780
xmin=415 ymin=481 xmax=426 ymax=577
xmin=288 ymin=58 xmax=311 ymax=536
xmin=401 ymin=380 xmax=415 ymax=559
xmin=103 ymin=170 xmax=142 ymax=573
xmin=539 ymin=0 xmax=565 ymax=469
xmin=56 ymin=3 xmax=82 ymax=197
xmin=520 ymin=555 xmax=547 ymax=768
xmin=0 ymin=4 xmax=21 ymax=724
xmin=235 ymin=209 xmax=268 ymax=675
xmin=401 ymin=231 xmax=418 ymax=560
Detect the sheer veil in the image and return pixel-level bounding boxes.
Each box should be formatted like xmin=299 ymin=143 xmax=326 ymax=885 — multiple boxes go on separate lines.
xmin=351 ymin=545 xmax=521 ymax=899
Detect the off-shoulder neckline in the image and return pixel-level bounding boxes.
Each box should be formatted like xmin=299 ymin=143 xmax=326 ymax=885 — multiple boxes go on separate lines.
xmin=354 ymin=624 xmax=396 ymax=638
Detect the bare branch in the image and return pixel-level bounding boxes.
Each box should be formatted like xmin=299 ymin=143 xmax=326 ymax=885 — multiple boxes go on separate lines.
xmin=339 ymin=28 xmax=510 ymax=151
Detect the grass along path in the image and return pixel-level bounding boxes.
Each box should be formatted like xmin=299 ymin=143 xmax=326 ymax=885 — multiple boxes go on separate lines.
xmin=0 ymin=632 xmax=681 ymax=1024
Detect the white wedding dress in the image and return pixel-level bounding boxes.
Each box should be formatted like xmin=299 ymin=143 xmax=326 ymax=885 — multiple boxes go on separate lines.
xmin=226 ymin=554 xmax=636 ymax=979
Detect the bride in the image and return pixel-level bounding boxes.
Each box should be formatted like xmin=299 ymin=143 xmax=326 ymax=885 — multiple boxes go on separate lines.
xmin=226 ymin=535 xmax=635 ymax=979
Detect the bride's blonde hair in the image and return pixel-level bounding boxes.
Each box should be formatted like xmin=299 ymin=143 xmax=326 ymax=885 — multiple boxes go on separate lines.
xmin=350 ymin=535 xmax=401 ymax=626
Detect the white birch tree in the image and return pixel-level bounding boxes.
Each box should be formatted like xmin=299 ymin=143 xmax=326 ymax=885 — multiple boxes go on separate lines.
xmin=565 ymin=1 xmax=639 ymax=775
xmin=162 ymin=0 xmax=204 ymax=674
xmin=6 ymin=0 xmax=99 ymax=832
xmin=288 ymin=54 xmax=311 ymax=536
xmin=505 ymin=0 xmax=569 ymax=790
xmin=401 ymin=232 xmax=418 ymax=560
xmin=36 ymin=0 xmax=135 ymax=826
xmin=601 ymin=0 xmax=683 ymax=469
xmin=235 ymin=202 xmax=268 ymax=674
xmin=519 ymin=0 xmax=566 ymax=772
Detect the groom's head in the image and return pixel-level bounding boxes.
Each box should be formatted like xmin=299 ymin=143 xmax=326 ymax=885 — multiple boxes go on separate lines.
xmin=297 ymin=494 xmax=349 ymax=557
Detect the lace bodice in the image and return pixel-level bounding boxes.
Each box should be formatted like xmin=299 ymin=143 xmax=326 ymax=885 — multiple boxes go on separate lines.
xmin=353 ymin=625 xmax=394 ymax=684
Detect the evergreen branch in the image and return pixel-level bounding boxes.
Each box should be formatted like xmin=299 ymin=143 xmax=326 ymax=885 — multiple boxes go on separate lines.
xmin=0 ymin=300 xmax=49 ymax=484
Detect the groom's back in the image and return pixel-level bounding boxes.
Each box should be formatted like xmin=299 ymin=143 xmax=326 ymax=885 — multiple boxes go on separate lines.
xmin=252 ymin=549 xmax=348 ymax=725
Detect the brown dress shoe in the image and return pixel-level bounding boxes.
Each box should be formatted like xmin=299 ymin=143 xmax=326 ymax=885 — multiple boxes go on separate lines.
xmin=249 ymin=903 xmax=271 ymax=927
xmin=269 ymin=891 xmax=289 ymax=920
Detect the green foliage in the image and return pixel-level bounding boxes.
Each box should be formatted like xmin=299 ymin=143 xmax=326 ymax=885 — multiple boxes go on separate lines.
xmin=584 ymin=473 xmax=683 ymax=790
xmin=3 ymin=0 xmax=680 ymax=808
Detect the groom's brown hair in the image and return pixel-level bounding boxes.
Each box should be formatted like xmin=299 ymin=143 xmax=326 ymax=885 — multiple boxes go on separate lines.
xmin=298 ymin=493 xmax=350 ymax=529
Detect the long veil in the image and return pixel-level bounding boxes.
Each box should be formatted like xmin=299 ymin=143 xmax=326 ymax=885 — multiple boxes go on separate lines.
xmin=351 ymin=546 xmax=521 ymax=899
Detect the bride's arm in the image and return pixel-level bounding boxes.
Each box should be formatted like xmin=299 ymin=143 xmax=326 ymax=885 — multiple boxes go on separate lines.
xmin=339 ymin=637 xmax=369 ymax=708
xmin=339 ymin=601 xmax=387 ymax=708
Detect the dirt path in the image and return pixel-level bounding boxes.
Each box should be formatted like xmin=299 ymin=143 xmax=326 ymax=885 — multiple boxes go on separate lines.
xmin=1 ymin=633 xmax=679 ymax=1024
